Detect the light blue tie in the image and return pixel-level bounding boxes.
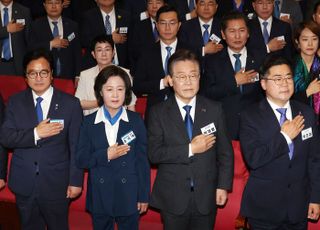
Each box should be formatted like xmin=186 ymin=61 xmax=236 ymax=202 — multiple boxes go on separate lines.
xmin=2 ymin=8 xmax=11 ymax=60
xmin=262 ymin=21 xmax=269 ymax=45
xmin=274 ymin=0 xmax=280 ymax=18
xmin=203 ymin=24 xmax=210 ymax=45
xmin=52 ymin=21 xmax=61 ymax=76
xmin=183 ymin=105 xmax=193 ymax=141
xmin=233 ymin=53 xmax=243 ymax=93
xmin=164 ymin=46 xmax=172 ymax=75
xmin=276 ymin=108 xmax=294 ymax=160
xmin=36 ymin=97 xmax=43 ymax=123
xmin=153 ymin=21 xmax=159 ymax=42
xmin=189 ymin=0 xmax=195 ymax=11
xmin=105 ymin=15 xmax=112 ymax=35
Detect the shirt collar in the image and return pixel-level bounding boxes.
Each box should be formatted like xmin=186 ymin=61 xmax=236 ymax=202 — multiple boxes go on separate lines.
xmin=198 ymin=17 xmax=213 ymax=27
xmin=32 ymin=86 xmax=53 ymax=102
xmin=100 ymin=6 xmax=115 ymax=19
xmin=47 ymin=16 xmax=62 ymax=24
xmin=227 ymin=46 xmax=247 ymax=57
xmin=160 ymin=38 xmax=178 ymax=49
xmin=94 ymin=106 xmax=128 ymax=125
xmin=0 ymin=2 xmax=13 ymax=11
xmin=258 ymin=16 xmax=272 ymax=25
xmin=266 ymin=97 xmax=290 ymax=112
xmin=175 ymin=95 xmax=196 ymax=109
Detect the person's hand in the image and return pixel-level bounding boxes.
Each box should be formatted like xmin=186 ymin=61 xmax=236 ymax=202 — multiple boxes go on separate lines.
xmin=107 ymin=143 xmax=130 ymax=160
xmin=112 ymin=29 xmax=127 ymax=44
xmin=66 ymin=186 xmax=82 ymax=199
xmin=36 ymin=119 xmax=63 ymax=139
xmin=137 ymin=202 xmax=148 ymax=214
xmin=190 ymin=9 xmax=197 ymax=19
xmin=306 ymin=79 xmax=320 ymax=97
xmin=163 ymin=75 xmax=171 ymax=87
xmin=308 ymin=203 xmax=320 ymax=220
xmin=204 ymin=42 xmax=224 ymax=55
xmin=62 ymin=0 xmax=71 ymax=8
xmin=281 ymin=115 xmax=304 ymax=140
xmin=216 ymin=189 xmax=228 ymax=206
xmin=50 ymin=37 xmax=69 ymax=49
xmin=268 ymin=37 xmax=286 ymax=52
xmin=191 ymin=134 xmax=215 ymax=154
xmin=0 ymin=179 xmax=6 ymax=190
xmin=235 ymin=69 xmax=258 ymax=86
xmin=7 ymin=20 xmax=24 ymax=33
xmin=280 ymin=15 xmax=292 ymax=24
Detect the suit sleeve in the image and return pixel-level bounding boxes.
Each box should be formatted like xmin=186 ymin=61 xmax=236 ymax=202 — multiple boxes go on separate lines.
xmin=28 ymin=22 xmax=51 ymax=51
xmin=0 ymin=96 xmax=7 ymax=180
xmin=71 ymin=23 xmax=82 ymax=76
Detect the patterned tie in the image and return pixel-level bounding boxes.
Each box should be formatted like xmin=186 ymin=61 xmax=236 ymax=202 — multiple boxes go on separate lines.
xmin=233 ymin=53 xmax=243 ymax=93
xmin=105 ymin=15 xmax=112 ymax=35
xmin=276 ymin=108 xmax=294 ymax=160
xmin=262 ymin=21 xmax=269 ymax=45
xmin=183 ymin=105 xmax=193 ymax=141
xmin=164 ymin=46 xmax=172 ymax=75
xmin=189 ymin=0 xmax=195 ymax=11
xmin=153 ymin=21 xmax=159 ymax=42
xmin=203 ymin=24 xmax=210 ymax=45
xmin=274 ymin=0 xmax=280 ymax=18
xmin=2 ymin=8 xmax=11 ymax=60
xmin=52 ymin=21 xmax=61 ymax=76
xmin=36 ymin=97 xmax=44 ymax=123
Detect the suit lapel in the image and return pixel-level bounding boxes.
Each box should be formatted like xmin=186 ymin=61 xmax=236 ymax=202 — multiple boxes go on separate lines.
xmin=155 ymin=42 xmax=166 ymax=76
xmin=260 ymin=99 xmax=280 ymax=131
xmin=47 ymin=88 xmax=60 ymax=119
xmin=195 ymin=19 xmax=204 ymax=46
xmin=24 ymin=89 xmax=39 ymax=127
xmin=116 ymin=118 xmax=131 ymax=145
xmin=193 ymin=97 xmax=208 ymax=137
xmin=290 ymin=101 xmax=302 ymax=160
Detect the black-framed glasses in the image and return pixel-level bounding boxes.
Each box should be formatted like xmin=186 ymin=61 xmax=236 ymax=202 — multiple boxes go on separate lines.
xmin=26 ymin=70 xmax=51 ymax=79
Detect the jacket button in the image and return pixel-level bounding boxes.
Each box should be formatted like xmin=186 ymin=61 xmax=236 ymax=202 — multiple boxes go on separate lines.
xmin=288 ymin=184 xmax=291 ymax=188
xmin=121 ymin=178 xmax=126 ymax=184
xmin=122 ymin=162 xmax=126 ymax=167
xmin=99 ymin=178 xmax=104 ymax=184
xmin=34 ymin=162 xmax=38 ymax=165
xmin=36 ymin=172 xmax=39 ymax=175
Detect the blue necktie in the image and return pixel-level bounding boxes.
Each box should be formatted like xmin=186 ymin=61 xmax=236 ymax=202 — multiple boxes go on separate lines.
xmin=164 ymin=46 xmax=172 ymax=75
xmin=2 ymin=8 xmax=11 ymax=60
xmin=153 ymin=21 xmax=159 ymax=42
xmin=262 ymin=21 xmax=269 ymax=45
xmin=189 ymin=0 xmax=195 ymax=11
xmin=183 ymin=105 xmax=193 ymax=141
xmin=105 ymin=15 xmax=112 ymax=35
xmin=36 ymin=97 xmax=43 ymax=123
xmin=233 ymin=53 xmax=243 ymax=93
xmin=274 ymin=0 xmax=280 ymax=18
xmin=276 ymin=108 xmax=294 ymax=160
xmin=203 ymin=24 xmax=210 ymax=45
xmin=52 ymin=21 xmax=61 ymax=76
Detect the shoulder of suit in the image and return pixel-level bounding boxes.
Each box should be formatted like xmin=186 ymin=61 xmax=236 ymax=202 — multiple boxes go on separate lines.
xmin=126 ymin=110 xmax=143 ymax=122
xmin=290 ymin=99 xmax=315 ymax=115
xmin=53 ymin=88 xmax=80 ymax=103
xmin=197 ymin=95 xmax=222 ymax=109
xmin=7 ymin=88 xmax=29 ymax=102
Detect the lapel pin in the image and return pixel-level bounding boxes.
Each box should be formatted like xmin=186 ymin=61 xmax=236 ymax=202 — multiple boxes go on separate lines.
xmin=117 ymin=15 xmax=122 ymax=19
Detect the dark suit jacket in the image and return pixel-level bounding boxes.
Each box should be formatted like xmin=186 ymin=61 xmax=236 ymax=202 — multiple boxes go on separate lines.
xmin=204 ymin=48 xmax=263 ymax=140
xmin=240 ymin=99 xmax=320 ymax=222
xmin=148 ymin=95 xmax=234 ymax=215
xmin=0 ymin=2 xmax=31 ymax=75
xmin=122 ymin=0 xmax=147 ymax=21
xmin=167 ymin=0 xmax=191 ymax=21
xmin=0 ymin=95 xmax=7 ymax=180
xmin=0 ymin=88 xmax=83 ymax=199
xmin=80 ymin=7 xmax=131 ymax=69
xmin=216 ymin=0 xmax=254 ymax=18
xmin=280 ymin=0 xmax=303 ymax=29
xmin=247 ymin=17 xmax=293 ymax=67
xmin=28 ymin=17 xmax=82 ymax=79
xmin=76 ymin=109 xmax=150 ymax=216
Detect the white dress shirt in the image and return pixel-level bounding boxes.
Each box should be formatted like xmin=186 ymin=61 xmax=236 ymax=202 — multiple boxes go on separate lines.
xmin=227 ymin=46 xmax=248 ymax=71
xmin=258 ymin=16 xmax=273 ymax=52
xmin=0 ymin=1 xmax=13 ymax=58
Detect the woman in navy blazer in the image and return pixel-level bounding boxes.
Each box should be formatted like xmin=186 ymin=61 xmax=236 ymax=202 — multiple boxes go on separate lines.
xmin=76 ymin=65 xmax=150 ymax=230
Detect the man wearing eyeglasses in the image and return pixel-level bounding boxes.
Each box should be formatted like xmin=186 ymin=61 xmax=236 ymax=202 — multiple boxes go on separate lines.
xmin=240 ymin=55 xmax=320 ymax=229
xmin=0 ymin=49 xmax=83 ymax=230
xmin=148 ymin=49 xmax=234 ymax=230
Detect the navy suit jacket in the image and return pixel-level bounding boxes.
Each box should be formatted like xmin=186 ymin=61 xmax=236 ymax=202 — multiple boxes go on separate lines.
xmin=28 ymin=17 xmax=82 ymax=79
xmin=76 ymin=109 xmax=150 ymax=216
xmin=240 ymin=99 xmax=320 ymax=222
xmin=204 ymin=48 xmax=263 ymax=140
xmin=167 ymin=0 xmax=191 ymax=21
xmin=0 ymin=95 xmax=7 ymax=180
xmin=0 ymin=88 xmax=83 ymax=199
xmin=216 ymin=0 xmax=254 ymax=18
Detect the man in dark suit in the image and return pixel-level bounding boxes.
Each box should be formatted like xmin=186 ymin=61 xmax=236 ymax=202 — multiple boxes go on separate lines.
xmin=273 ymin=0 xmax=303 ymax=30
xmin=247 ymin=0 xmax=293 ymax=67
xmin=0 ymin=95 xmax=6 ymax=190
xmin=168 ymin=0 xmax=197 ymax=21
xmin=0 ymin=0 xmax=31 ymax=75
xmin=28 ymin=0 xmax=81 ymax=80
xmin=0 ymin=49 xmax=83 ymax=229
xmin=240 ymin=56 xmax=320 ymax=229
xmin=204 ymin=11 xmax=263 ymax=140
xmin=148 ymin=49 xmax=234 ymax=230
xmin=80 ymin=0 xmax=131 ymax=69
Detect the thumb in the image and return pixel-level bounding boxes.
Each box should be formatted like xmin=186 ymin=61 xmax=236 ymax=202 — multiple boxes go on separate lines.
xmin=40 ymin=118 xmax=50 ymax=124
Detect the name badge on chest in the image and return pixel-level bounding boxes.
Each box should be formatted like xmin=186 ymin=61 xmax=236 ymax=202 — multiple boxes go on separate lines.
xmin=201 ymin=122 xmax=216 ymax=135
xmin=121 ymin=131 xmax=136 ymax=144
xmin=301 ymin=127 xmax=313 ymax=141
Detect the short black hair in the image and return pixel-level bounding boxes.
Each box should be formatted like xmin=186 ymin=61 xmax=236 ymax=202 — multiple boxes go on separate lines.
xmin=294 ymin=21 xmax=320 ymax=50
xmin=168 ymin=49 xmax=200 ymax=76
xmin=259 ymin=55 xmax=292 ymax=79
xmin=43 ymin=0 xmax=63 ymax=3
xmin=221 ymin=11 xmax=249 ymax=32
xmin=313 ymin=1 xmax=320 ymax=14
xmin=156 ymin=5 xmax=179 ymax=22
xmin=90 ymin=34 xmax=114 ymax=52
xmin=94 ymin=65 xmax=132 ymax=107
xmin=23 ymin=49 xmax=54 ymax=76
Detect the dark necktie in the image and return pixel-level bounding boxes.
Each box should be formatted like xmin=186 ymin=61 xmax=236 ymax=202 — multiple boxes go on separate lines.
xmin=153 ymin=21 xmax=159 ymax=42
xmin=274 ymin=0 xmax=280 ymax=18
xmin=52 ymin=21 xmax=61 ymax=76
xmin=276 ymin=108 xmax=294 ymax=160
xmin=105 ymin=15 xmax=112 ymax=35
xmin=189 ymin=0 xmax=195 ymax=11
xmin=164 ymin=46 xmax=172 ymax=75
xmin=183 ymin=105 xmax=193 ymax=141
xmin=262 ymin=21 xmax=269 ymax=45
xmin=233 ymin=53 xmax=243 ymax=93
xmin=36 ymin=97 xmax=44 ymax=123
xmin=203 ymin=24 xmax=210 ymax=45
xmin=2 ymin=8 xmax=11 ymax=60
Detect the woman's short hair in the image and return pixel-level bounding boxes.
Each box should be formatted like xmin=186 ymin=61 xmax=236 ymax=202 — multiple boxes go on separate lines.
xmin=294 ymin=20 xmax=320 ymax=50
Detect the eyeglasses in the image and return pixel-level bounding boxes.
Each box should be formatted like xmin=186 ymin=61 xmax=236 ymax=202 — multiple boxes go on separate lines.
xmin=255 ymin=0 xmax=273 ymax=5
xmin=46 ymin=0 xmax=62 ymax=5
xmin=173 ymin=74 xmax=200 ymax=82
xmin=26 ymin=70 xmax=51 ymax=79
xmin=263 ymin=76 xmax=293 ymax=85
xmin=157 ymin=20 xmax=178 ymax=27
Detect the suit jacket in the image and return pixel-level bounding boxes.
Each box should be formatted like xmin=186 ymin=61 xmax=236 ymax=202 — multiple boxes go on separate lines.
xmin=76 ymin=109 xmax=150 ymax=216
xmin=148 ymin=95 xmax=234 ymax=215
xmin=216 ymin=0 xmax=254 ymax=18
xmin=279 ymin=0 xmax=303 ymax=29
xmin=247 ymin=17 xmax=293 ymax=67
xmin=122 ymin=0 xmax=147 ymax=21
xmin=0 ymin=2 xmax=31 ymax=75
xmin=0 ymin=88 xmax=83 ymax=199
xmin=204 ymin=48 xmax=263 ymax=140
xmin=167 ymin=0 xmax=191 ymax=21
xmin=80 ymin=7 xmax=131 ymax=69
xmin=240 ymin=99 xmax=320 ymax=222
xmin=0 ymin=95 xmax=7 ymax=180
xmin=28 ymin=17 xmax=82 ymax=79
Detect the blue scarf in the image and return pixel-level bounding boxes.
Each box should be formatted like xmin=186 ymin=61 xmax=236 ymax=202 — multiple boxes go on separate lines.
xmin=103 ymin=106 xmax=123 ymax=125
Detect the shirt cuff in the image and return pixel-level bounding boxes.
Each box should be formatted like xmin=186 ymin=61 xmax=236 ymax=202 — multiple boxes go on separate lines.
xmin=186 ymin=13 xmax=191 ymax=21
xmin=188 ymin=144 xmax=194 ymax=158
xmin=160 ymin=79 xmax=165 ymax=90
xmin=34 ymin=128 xmax=41 ymax=145
xmin=266 ymin=44 xmax=270 ymax=53
xmin=202 ymin=46 xmax=205 ymax=56
xmin=281 ymin=131 xmax=292 ymax=145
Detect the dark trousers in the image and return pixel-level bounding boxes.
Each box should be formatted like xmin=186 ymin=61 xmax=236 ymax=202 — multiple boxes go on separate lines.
xmin=161 ymin=192 xmax=216 ymax=230
xmin=92 ymin=211 xmax=139 ymax=230
xmin=248 ymin=217 xmax=307 ymax=230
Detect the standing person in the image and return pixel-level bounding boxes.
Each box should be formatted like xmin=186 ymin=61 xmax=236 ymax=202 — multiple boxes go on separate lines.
xmin=240 ymin=55 xmax=320 ymax=229
xmin=0 ymin=49 xmax=83 ymax=230
xmin=148 ymin=49 xmax=234 ymax=230
xmin=215 ymin=0 xmax=254 ymax=18
xmin=76 ymin=65 xmax=150 ymax=230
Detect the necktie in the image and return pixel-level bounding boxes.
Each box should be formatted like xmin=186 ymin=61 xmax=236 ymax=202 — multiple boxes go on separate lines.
xmin=52 ymin=21 xmax=61 ymax=76
xmin=203 ymin=24 xmax=210 ymax=45
xmin=262 ymin=21 xmax=269 ymax=45
xmin=36 ymin=97 xmax=44 ymax=123
xmin=153 ymin=21 xmax=159 ymax=42
xmin=233 ymin=53 xmax=243 ymax=93
xmin=274 ymin=0 xmax=280 ymax=18
xmin=105 ymin=15 xmax=112 ymax=35
xmin=183 ymin=105 xmax=193 ymax=141
xmin=189 ymin=0 xmax=195 ymax=11
xmin=2 ymin=8 xmax=11 ymax=60
xmin=164 ymin=46 xmax=172 ymax=75
xmin=276 ymin=108 xmax=294 ymax=160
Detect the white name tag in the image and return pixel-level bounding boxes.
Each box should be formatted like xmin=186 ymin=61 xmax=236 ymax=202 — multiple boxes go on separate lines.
xmin=247 ymin=13 xmax=254 ymax=20
xmin=119 ymin=27 xmax=128 ymax=34
xmin=277 ymin=35 xmax=285 ymax=41
xmin=50 ymin=119 xmax=64 ymax=128
xmin=301 ymin=127 xmax=313 ymax=141
xmin=68 ymin=32 xmax=75 ymax=42
xmin=209 ymin=33 xmax=221 ymax=44
xmin=121 ymin=131 xmax=136 ymax=144
xmin=280 ymin=13 xmax=290 ymax=19
xmin=201 ymin=123 xmax=216 ymax=135
xmin=140 ymin=11 xmax=148 ymax=21
xmin=16 ymin=19 xmax=25 ymax=25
